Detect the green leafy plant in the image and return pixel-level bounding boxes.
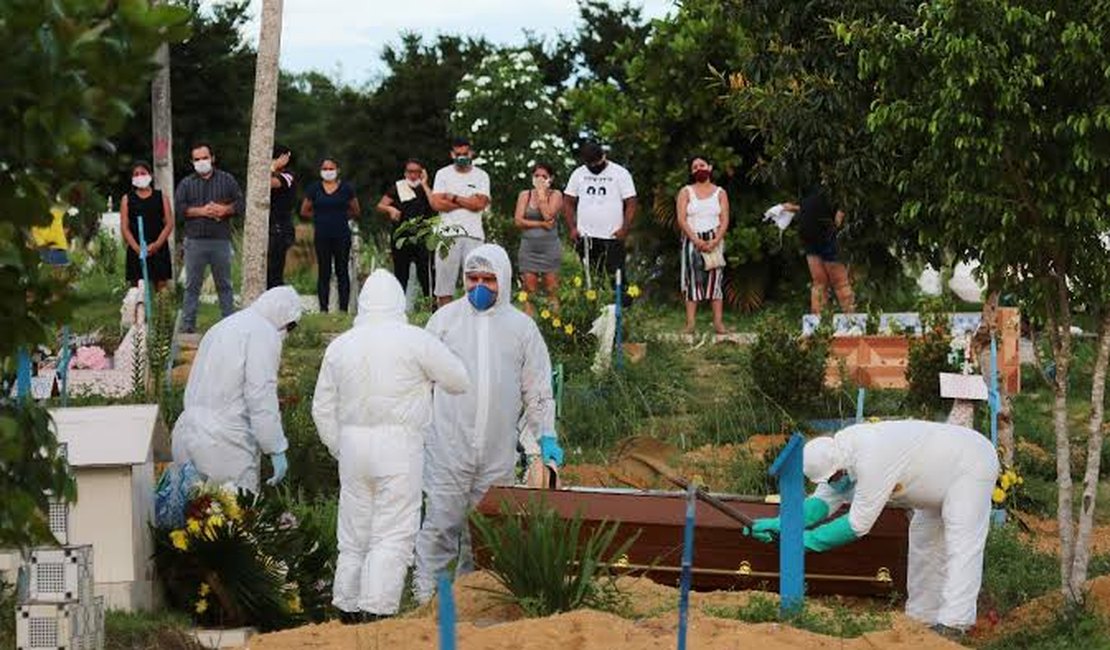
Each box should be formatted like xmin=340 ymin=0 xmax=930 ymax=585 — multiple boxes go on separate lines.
xmin=905 ymin=300 xmax=958 ymax=415
xmin=469 ymin=497 xmax=637 ymax=617
xmin=393 ymin=216 xmax=467 ymax=261
xmin=748 ymin=314 xmax=831 ymax=413
xmin=705 ymin=593 xmax=890 ymax=638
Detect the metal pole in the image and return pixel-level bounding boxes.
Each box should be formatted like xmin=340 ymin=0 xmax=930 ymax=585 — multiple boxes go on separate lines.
xmin=437 ymin=572 xmax=456 ymax=650
xmin=676 ymin=483 xmax=696 ymax=650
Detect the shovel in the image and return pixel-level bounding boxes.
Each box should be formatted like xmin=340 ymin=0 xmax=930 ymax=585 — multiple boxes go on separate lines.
xmin=625 ymin=451 xmax=759 ymax=530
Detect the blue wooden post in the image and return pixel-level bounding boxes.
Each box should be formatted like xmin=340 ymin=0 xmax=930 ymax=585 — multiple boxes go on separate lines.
xmin=437 ymin=572 xmax=456 ymax=650
xmin=855 ymin=387 xmax=866 ymax=422
xmin=614 ymin=270 xmax=624 ymax=370
xmin=989 ymin=334 xmax=999 ymax=449
xmin=16 ymin=347 xmax=33 ymax=400
xmin=768 ymin=432 xmax=806 ymax=614
xmin=676 ymin=483 xmax=696 ymax=650
xmin=137 ymin=217 xmax=153 ymax=326
xmin=58 ymin=325 xmax=71 ymax=406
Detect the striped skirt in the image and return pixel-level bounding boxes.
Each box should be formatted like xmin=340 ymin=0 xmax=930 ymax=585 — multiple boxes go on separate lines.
xmin=681 ymin=230 xmax=724 ymax=302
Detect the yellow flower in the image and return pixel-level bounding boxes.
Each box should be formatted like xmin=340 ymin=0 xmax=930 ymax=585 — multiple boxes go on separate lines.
xmin=1017 ymin=476 xmax=1024 ymax=485
xmin=517 ymin=291 xmax=528 ymax=303
xmin=992 ymin=487 xmax=1006 ymax=504
xmin=627 ymin=285 xmax=641 ymax=298
xmin=585 ymin=289 xmax=597 ymax=301
xmin=186 ymin=518 xmax=202 ymax=535
xmin=287 ymin=591 xmax=303 ymax=614
xmin=564 ymin=324 xmax=574 ymax=335
xmin=170 ymin=530 xmax=189 ymax=551
xmin=573 ymin=276 xmax=583 ymax=288
xmin=225 ymin=501 xmax=242 ymax=522
xmin=207 ymin=514 xmax=225 ymax=530
xmin=198 ymin=583 xmax=211 ymax=597
xmin=552 ymin=318 xmax=562 ymax=328
xmin=195 ymin=598 xmax=208 ymax=614
xmin=540 ymin=309 xmax=551 ymax=320
xmin=1000 ymin=474 xmax=1012 ymax=490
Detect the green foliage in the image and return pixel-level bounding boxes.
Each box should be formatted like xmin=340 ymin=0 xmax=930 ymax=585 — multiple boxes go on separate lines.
xmin=980 ymin=603 xmax=1110 ymax=650
xmin=104 ymin=610 xmax=200 ymax=650
xmin=981 ymin=522 xmax=1058 ymax=614
xmin=520 ymin=273 xmax=615 ymax=374
xmin=0 ymin=400 xmax=76 ymax=549
xmin=748 ymin=314 xmax=830 ymax=413
xmin=469 ymin=497 xmax=636 ymax=617
xmin=905 ymin=314 xmax=957 ymax=415
xmin=705 ymin=593 xmax=890 ymax=638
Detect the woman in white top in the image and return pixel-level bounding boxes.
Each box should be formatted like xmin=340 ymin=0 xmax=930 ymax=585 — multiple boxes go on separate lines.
xmin=676 ymin=155 xmax=730 ymax=335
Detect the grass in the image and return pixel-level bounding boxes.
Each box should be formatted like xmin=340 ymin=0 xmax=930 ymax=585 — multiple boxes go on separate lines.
xmin=705 ymin=592 xmax=891 ymax=638
xmin=978 ymin=605 xmax=1110 ymax=650
xmin=105 ymin=610 xmax=201 ymax=649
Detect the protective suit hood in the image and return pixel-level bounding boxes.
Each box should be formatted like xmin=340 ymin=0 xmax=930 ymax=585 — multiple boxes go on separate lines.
xmin=250 ymin=286 xmax=303 ymax=330
xmin=463 ymin=243 xmax=512 ymax=311
xmin=804 ymin=436 xmax=845 ymax=483
xmin=355 ymin=269 xmax=407 ymax=326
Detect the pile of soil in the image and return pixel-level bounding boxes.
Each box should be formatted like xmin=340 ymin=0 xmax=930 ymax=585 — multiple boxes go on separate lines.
xmin=973 ymin=575 xmax=1110 ymax=643
xmin=246 ymin=572 xmax=962 ymax=650
xmin=1014 ymin=511 xmax=1110 ymax=556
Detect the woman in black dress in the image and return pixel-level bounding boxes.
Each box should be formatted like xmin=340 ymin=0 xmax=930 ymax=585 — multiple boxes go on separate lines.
xmin=120 ymin=161 xmax=174 ymax=290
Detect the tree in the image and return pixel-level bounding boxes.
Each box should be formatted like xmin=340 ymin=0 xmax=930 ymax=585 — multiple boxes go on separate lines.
xmin=0 ymin=0 xmax=189 ymax=547
xmin=241 ymin=0 xmax=284 ymax=302
xmin=842 ymin=0 xmax=1110 ymax=601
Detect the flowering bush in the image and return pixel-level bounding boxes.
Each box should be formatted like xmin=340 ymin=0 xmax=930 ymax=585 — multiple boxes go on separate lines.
xmin=992 ymin=465 xmax=1024 ymax=511
xmin=152 ymin=485 xmax=334 ymax=630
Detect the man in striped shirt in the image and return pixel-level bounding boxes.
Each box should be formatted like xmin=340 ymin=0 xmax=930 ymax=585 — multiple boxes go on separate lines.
xmin=174 ymin=142 xmax=244 ymax=333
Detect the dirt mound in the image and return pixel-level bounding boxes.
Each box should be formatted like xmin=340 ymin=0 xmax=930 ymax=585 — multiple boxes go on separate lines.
xmin=1016 ymin=512 xmax=1110 ymax=556
xmin=974 ymin=575 xmax=1110 ymax=643
xmin=247 ymin=573 xmax=961 ymax=650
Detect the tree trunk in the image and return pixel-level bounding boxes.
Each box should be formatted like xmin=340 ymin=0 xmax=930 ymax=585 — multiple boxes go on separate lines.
xmin=151 ymin=36 xmax=175 ymax=278
xmin=1069 ymin=310 xmax=1110 ymax=595
xmin=972 ymin=288 xmax=1015 ymax=465
xmin=1045 ymin=272 xmax=1077 ymax=601
xmin=240 ymin=0 xmax=284 ymax=303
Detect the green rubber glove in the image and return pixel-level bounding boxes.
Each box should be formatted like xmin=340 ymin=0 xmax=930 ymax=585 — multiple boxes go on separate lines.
xmin=803 ymin=497 xmax=830 ymax=526
xmin=747 ymin=518 xmax=779 ymax=543
xmin=802 ymin=516 xmax=858 ymax=553
xmin=746 ymin=498 xmax=830 ymax=543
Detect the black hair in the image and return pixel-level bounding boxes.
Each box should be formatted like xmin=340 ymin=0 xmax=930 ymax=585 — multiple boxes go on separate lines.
xmin=272 ymin=144 xmax=292 ymax=164
xmin=450 ymin=137 xmax=472 ymax=150
xmin=687 ymin=154 xmax=713 ymax=183
xmin=403 ymin=158 xmax=425 ymax=171
xmin=189 ymin=141 xmax=214 ymax=158
xmin=318 ymin=156 xmax=339 ymax=168
xmin=131 ymin=160 xmax=154 ymax=175
xmin=531 ymin=162 xmax=555 ymax=178
xmin=578 ymin=141 xmax=605 ymax=164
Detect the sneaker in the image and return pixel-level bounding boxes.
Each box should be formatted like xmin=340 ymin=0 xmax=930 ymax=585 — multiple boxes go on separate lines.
xmin=930 ymin=623 xmax=965 ymax=640
xmin=338 ymin=611 xmax=362 ymax=625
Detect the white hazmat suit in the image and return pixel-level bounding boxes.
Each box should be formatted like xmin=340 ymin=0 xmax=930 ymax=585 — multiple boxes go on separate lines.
xmin=172 ymin=286 xmax=303 ymax=493
xmin=312 ymin=270 xmax=470 ymax=615
xmin=804 ymin=420 xmax=999 ymax=630
xmin=413 ymin=244 xmax=557 ymax=602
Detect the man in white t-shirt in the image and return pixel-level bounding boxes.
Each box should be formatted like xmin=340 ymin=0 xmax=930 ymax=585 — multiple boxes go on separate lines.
xmin=563 ymin=141 xmax=637 ymax=288
xmin=430 ymin=137 xmax=492 ymax=307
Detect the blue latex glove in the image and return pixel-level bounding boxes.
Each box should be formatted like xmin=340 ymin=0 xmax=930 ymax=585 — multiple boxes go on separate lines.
xmin=802 ymin=516 xmax=858 ymax=553
xmin=266 ymin=452 xmax=289 ymax=486
xmin=745 ymin=497 xmax=830 ymax=543
xmin=539 ymin=434 xmax=564 ymax=467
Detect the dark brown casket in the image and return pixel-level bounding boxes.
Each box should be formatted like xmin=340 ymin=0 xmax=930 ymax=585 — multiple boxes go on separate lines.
xmin=472 ymin=486 xmax=909 ymax=598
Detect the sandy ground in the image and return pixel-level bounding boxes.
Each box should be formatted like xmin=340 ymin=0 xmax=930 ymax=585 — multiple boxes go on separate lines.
xmin=1016 ymin=511 xmax=1110 ymax=556
xmin=974 ymin=575 xmax=1110 ymax=643
xmin=245 ymin=572 xmax=961 ymax=650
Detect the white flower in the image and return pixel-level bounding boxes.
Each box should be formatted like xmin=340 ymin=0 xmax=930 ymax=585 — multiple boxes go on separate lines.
xmin=470 ymin=118 xmax=488 ymax=133
xmin=500 ymin=134 xmax=509 ymax=143
xmin=473 ymin=157 xmax=487 ymax=166
xmin=530 ymin=140 xmax=544 ymax=151
xmin=456 ymin=89 xmax=472 ymax=101
xmin=523 ymin=100 xmax=538 ymax=110
xmin=474 ymin=76 xmax=492 ymax=87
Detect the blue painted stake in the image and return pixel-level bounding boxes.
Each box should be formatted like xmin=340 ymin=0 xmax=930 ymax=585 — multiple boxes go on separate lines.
xmin=855 ymin=387 xmax=866 ymax=422
xmin=614 ymin=269 xmax=624 ymax=370
xmin=989 ymin=334 xmax=999 ymax=449
xmin=16 ymin=347 xmax=32 ymax=399
xmin=137 ymin=217 xmax=153 ymax=326
xmin=58 ymin=325 xmax=71 ymax=406
xmin=437 ymin=572 xmax=456 ymax=650
xmin=676 ymin=483 xmax=696 ymax=650
xmin=769 ymin=432 xmax=807 ymax=615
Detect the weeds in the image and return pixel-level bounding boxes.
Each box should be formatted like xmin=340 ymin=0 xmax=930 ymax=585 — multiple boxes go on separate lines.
xmin=980 ymin=522 xmax=1058 ymax=615
xmin=105 ymin=610 xmax=200 ymax=650
xmin=705 ymin=593 xmax=890 ymax=638
xmin=469 ymin=497 xmax=636 ymax=617
xmin=979 ymin=603 xmax=1110 ymax=650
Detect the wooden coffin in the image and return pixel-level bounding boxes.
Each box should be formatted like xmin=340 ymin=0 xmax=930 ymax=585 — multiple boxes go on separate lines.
xmin=472 ymin=486 xmax=909 ymax=598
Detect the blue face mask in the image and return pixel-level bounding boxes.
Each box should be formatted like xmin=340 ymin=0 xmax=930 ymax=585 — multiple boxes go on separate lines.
xmin=828 ymin=473 xmax=855 ymax=494
xmin=467 ymin=284 xmax=496 ymax=311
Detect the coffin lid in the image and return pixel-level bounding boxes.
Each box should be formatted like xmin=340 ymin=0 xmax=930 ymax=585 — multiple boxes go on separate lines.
xmin=50 ymin=404 xmax=158 ymax=467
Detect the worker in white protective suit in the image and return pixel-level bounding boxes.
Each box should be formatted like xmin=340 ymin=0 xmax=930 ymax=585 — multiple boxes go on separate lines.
xmin=745 ymin=420 xmax=999 ymax=638
xmin=312 ymin=270 xmax=470 ymax=624
xmin=413 ymin=243 xmax=562 ymax=603
xmin=171 ymin=286 xmax=303 ymax=493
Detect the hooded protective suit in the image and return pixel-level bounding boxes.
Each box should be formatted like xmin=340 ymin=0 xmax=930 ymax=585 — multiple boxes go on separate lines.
xmin=413 ymin=243 xmax=557 ymax=602
xmin=312 ymin=270 xmax=470 ymax=615
xmin=171 ymin=286 xmax=303 ymax=493
xmin=802 ymin=420 xmax=998 ymax=630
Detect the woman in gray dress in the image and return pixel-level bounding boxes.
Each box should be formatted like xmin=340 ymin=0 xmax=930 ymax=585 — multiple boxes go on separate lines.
xmin=514 ymin=162 xmax=563 ymax=314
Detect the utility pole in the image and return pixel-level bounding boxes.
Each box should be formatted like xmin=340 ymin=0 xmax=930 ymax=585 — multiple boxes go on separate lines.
xmin=241 ymin=0 xmax=284 ymax=303
xmin=151 ymin=25 xmax=175 ymax=278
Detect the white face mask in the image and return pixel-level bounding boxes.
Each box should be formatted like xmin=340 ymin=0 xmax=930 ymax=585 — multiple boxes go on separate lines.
xmin=193 ymin=159 xmax=213 ymax=175
xmin=321 ymin=170 xmax=338 ymax=182
xmin=405 ymin=178 xmax=421 ymax=188
xmin=132 ymin=174 xmax=153 ymax=189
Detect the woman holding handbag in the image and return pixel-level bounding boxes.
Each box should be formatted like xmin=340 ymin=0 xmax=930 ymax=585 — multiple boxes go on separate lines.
xmin=676 ymin=155 xmax=730 ymax=335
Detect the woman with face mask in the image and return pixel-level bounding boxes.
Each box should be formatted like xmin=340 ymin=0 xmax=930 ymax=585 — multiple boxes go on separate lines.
xmin=676 ymin=155 xmax=730 ymax=336
xmin=301 ymin=157 xmax=361 ymax=312
xmin=513 ymin=162 xmax=563 ymax=315
xmin=120 ymin=161 xmax=175 ymax=290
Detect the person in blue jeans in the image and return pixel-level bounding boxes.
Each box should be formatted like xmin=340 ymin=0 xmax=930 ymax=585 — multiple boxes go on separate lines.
xmin=301 ymin=157 xmax=361 ymax=312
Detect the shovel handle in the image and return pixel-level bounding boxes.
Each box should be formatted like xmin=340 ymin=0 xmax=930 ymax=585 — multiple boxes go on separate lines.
xmin=628 ymin=453 xmax=758 ymax=528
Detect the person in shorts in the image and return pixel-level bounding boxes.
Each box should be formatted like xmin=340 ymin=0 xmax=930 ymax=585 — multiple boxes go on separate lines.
xmin=430 ymin=137 xmax=491 ymax=307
